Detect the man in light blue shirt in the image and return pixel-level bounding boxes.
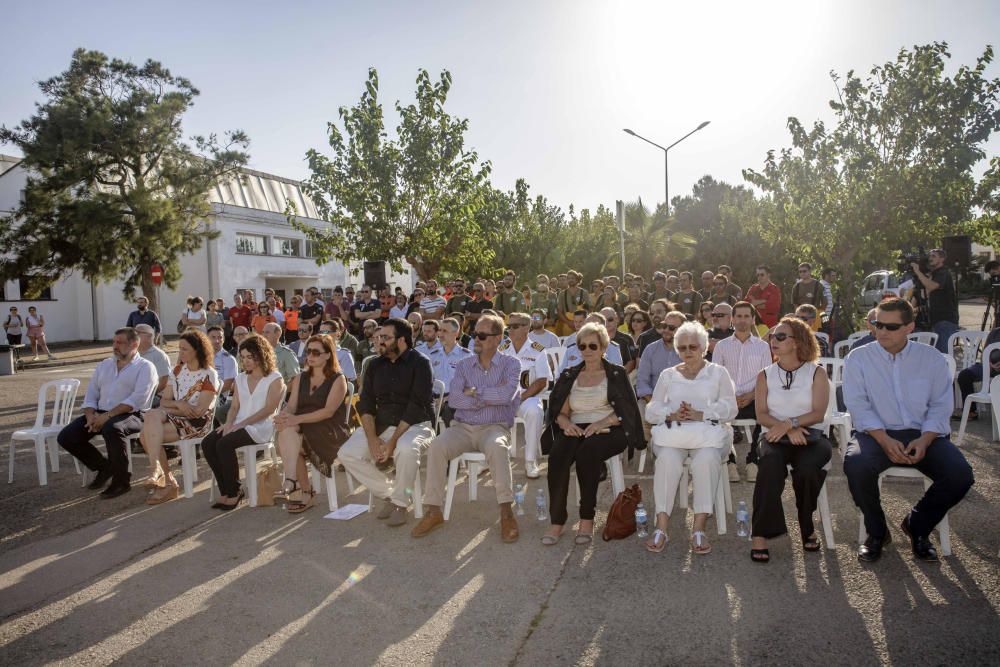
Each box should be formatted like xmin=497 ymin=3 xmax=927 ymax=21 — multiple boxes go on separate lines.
xmin=844 ymin=298 xmax=974 ymax=564
xmin=425 ymin=318 xmax=472 ymax=427
xmin=57 ymin=327 xmax=157 ymax=498
xmin=558 ymin=312 xmax=623 ymax=373
xmin=636 ymin=311 xmax=685 ymax=444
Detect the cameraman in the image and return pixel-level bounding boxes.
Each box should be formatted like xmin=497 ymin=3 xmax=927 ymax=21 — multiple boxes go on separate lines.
xmin=910 ymin=248 xmax=958 ymax=353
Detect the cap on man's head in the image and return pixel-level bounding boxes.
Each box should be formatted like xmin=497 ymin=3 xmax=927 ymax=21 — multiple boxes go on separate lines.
xmin=135 ymin=324 xmax=155 ymax=335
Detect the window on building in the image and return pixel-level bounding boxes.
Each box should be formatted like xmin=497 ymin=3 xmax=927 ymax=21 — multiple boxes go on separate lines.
xmin=236 ymin=233 xmax=267 ymax=255
xmin=275 ymin=237 xmax=302 ymax=257
xmin=305 ymin=240 xmax=318 ymax=258
xmin=321 ymin=288 xmax=333 ymax=301
xmin=19 ymin=278 xmax=52 ymax=300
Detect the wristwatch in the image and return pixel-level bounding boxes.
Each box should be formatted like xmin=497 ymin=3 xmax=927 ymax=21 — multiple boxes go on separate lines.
xmin=789 ymin=417 xmax=800 ymax=429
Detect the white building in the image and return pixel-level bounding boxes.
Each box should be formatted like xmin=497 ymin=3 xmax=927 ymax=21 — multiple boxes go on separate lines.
xmin=0 ymin=156 xmax=414 ymax=342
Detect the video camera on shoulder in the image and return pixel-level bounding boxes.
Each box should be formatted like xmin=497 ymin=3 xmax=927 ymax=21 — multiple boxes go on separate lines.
xmin=898 ymin=252 xmax=929 ymax=275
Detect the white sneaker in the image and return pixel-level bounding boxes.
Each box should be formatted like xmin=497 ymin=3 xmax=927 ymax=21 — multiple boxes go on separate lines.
xmin=746 ymin=463 xmax=758 ymax=483
xmin=728 ymin=461 xmax=741 ymax=483
xmin=47 ymin=354 xmax=56 ymax=360
xmin=525 ymin=460 xmax=541 ymax=479
xmin=32 ymin=355 xmax=39 ymax=361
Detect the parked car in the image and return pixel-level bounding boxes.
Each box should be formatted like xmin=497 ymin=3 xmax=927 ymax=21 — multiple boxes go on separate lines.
xmin=859 ymin=270 xmax=902 ymax=310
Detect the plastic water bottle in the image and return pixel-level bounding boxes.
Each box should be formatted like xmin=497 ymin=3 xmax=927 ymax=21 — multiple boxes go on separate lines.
xmin=535 ymin=489 xmax=548 ymax=521
xmin=514 ymin=483 xmax=526 ymax=516
xmin=635 ymin=502 xmax=649 ymax=538
xmin=736 ymin=501 xmax=751 ymax=538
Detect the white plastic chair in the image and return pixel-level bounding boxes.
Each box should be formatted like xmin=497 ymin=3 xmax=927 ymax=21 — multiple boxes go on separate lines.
xmin=310 ymin=382 xmax=365 ymax=512
xmin=210 ymin=439 xmax=279 ymax=507
xmin=543 ymin=347 xmax=565 ymax=377
xmin=956 ymin=342 xmax=1000 ymax=445
xmin=908 ymin=331 xmax=938 ymax=347
xmin=847 ymin=331 xmax=868 ymax=345
xmin=947 ymin=330 xmax=988 ymax=373
xmin=443 ymin=409 xmax=517 ymax=520
xmin=8 ymin=379 xmax=81 ymax=486
xmin=675 ymin=450 xmax=733 ymax=535
xmin=833 ymin=340 xmax=853 ymax=359
xmin=815 ymin=331 xmax=830 ymax=352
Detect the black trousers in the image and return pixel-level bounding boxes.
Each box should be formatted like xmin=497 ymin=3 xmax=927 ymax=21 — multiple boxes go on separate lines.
xmin=6 ymin=333 xmax=21 ymax=345
xmin=751 ymin=433 xmax=832 ymax=539
xmin=201 ymin=428 xmax=257 ymax=496
xmin=844 ymin=429 xmax=974 ymax=540
xmin=57 ymin=412 xmax=143 ymax=483
xmin=728 ymin=401 xmax=762 ymax=465
xmin=547 ymin=424 xmax=628 ymax=525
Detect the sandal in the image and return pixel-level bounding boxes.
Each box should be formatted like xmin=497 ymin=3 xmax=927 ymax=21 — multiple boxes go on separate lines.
xmin=286 ymin=488 xmax=316 ymax=514
xmin=646 ymin=528 xmax=668 ymax=553
xmin=218 ymin=487 xmax=245 ymax=512
xmin=751 ymin=548 xmax=771 ymax=564
xmin=802 ymin=533 xmax=821 ymax=552
xmin=274 ymin=478 xmax=299 ymax=501
xmin=575 ymin=533 xmax=593 ymax=545
xmin=692 ymin=530 xmax=712 ymax=555
xmin=541 ymin=532 xmax=562 ymax=546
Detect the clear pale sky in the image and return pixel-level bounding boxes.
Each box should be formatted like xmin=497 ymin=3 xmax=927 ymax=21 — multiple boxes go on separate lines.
xmin=2 ymin=0 xmax=998 ymax=213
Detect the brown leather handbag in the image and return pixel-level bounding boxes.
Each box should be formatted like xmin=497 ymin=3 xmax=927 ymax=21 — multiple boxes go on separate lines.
xmin=602 ymin=483 xmax=642 ymax=541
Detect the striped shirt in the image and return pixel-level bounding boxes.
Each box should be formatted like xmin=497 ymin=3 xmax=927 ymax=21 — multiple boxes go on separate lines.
xmin=712 ymin=333 xmax=773 ymax=396
xmin=447 ymin=353 xmax=522 ymax=427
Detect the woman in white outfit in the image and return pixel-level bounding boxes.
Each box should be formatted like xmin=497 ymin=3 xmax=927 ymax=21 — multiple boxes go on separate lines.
xmin=644 ymin=321 xmax=737 ymax=554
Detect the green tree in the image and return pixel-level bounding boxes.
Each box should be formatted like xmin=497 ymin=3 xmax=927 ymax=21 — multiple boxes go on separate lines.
xmin=742 ymin=43 xmax=1000 ymax=311
xmin=622 ymin=199 xmax=695 ymax=278
xmin=297 ymin=68 xmax=491 ymax=281
xmin=481 ymin=179 xmax=567 ymax=280
xmin=0 ymin=48 xmax=249 ymax=314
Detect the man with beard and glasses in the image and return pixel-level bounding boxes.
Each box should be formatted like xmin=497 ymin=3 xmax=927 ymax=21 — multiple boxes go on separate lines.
xmin=412 ymin=314 xmax=523 ymax=542
xmin=57 ymin=328 xmax=157 ymax=498
xmin=338 ymin=318 xmax=435 ymax=527
xmin=637 ymin=299 xmax=672 ymax=356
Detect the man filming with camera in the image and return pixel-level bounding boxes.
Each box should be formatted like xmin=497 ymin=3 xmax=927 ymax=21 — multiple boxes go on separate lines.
xmin=910 ymin=248 xmax=959 ymax=353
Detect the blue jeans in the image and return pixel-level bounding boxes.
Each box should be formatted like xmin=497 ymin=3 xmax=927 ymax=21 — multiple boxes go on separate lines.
xmin=844 ymin=429 xmax=973 ymax=540
xmin=932 ymin=320 xmax=959 ymax=353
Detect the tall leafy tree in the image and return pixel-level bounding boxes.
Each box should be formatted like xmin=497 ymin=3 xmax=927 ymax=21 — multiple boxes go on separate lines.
xmin=298 ymin=68 xmax=491 ymax=281
xmin=622 ymin=199 xmax=695 ymax=278
xmin=742 ymin=43 xmax=1000 ymax=310
xmin=0 ymin=48 xmax=249 ymax=313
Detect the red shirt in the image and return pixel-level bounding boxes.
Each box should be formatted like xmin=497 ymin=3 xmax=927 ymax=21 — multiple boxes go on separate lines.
xmin=746 ymin=282 xmax=781 ymax=328
xmin=229 ymin=305 xmax=253 ymax=328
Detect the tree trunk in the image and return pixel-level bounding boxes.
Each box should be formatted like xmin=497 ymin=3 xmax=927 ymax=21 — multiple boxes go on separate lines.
xmin=407 ymin=257 xmax=440 ymax=283
xmin=139 ymin=264 xmax=159 ymax=318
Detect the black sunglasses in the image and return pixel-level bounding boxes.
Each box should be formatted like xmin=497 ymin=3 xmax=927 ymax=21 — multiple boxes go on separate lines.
xmin=711 ymin=313 xmax=726 ymax=318
xmin=306 ymin=348 xmax=326 ymax=356
xmin=768 ymin=332 xmax=790 ymax=342
xmin=676 ymin=344 xmax=700 ymax=352
xmin=797 ymin=314 xmax=815 ymax=321
xmin=473 ymin=332 xmax=498 ymax=340
xmin=656 ymin=323 xmax=679 ymax=331
xmin=872 ymin=320 xmax=905 ymax=331
xmin=579 ymin=342 xmax=600 ymax=351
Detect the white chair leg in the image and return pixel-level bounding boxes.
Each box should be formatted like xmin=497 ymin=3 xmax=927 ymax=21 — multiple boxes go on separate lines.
xmin=468 ymin=461 xmax=479 ymax=501
xmin=345 ymin=468 xmax=356 ymax=494
xmin=47 ymin=437 xmax=60 ymax=473
xmin=413 ymin=470 xmax=424 ymax=519
xmin=325 ymin=473 xmax=339 ymax=512
xmin=180 ymin=446 xmax=196 ymax=498
xmin=637 ymin=449 xmax=647 ymax=474
xmin=922 ymin=477 xmax=952 ymax=556
xmin=243 ymin=448 xmax=259 ymax=508
xmin=715 ymin=467 xmax=727 ymax=535
xmin=34 ymin=436 xmax=48 ymax=486
xmin=956 ymin=397 xmax=973 ymax=446
xmin=7 ymin=440 xmax=15 ymax=484
xmin=310 ymin=467 xmax=323 ymax=497
xmin=723 ymin=471 xmax=733 ymax=515
xmin=678 ymin=465 xmax=689 ymax=510
xmin=818 ymin=480 xmax=836 ymax=548
xmin=444 ymin=458 xmax=460 ymax=520
xmin=609 ymin=454 xmax=625 ymax=497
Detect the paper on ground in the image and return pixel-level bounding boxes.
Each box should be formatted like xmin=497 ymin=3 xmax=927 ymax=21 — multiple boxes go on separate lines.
xmin=324 ymin=503 xmax=369 ymax=520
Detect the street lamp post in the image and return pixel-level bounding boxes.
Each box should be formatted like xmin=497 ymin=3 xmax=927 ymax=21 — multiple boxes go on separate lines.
xmin=623 ymin=121 xmax=710 ymax=213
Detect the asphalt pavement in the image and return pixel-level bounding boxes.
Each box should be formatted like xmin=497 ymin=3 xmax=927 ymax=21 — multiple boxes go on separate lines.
xmin=0 ymin=307 xmax=998 ymax=665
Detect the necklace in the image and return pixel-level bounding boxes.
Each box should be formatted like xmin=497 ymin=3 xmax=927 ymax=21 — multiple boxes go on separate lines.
xmin=776 ymin=361 xmax=803 ymax=391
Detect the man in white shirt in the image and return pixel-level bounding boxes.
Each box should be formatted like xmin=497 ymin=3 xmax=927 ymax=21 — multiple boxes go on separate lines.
xmin=528 ymin=308 xmax=560 ymax=349
xmin=559 ymin=312 xmax=623 ymax=373
xmin=425 ymin=318 xmax=473 ymax=426
xmin=712 ymin=301 xmax=773 ymax=482
xmin=419 ymin=282 xmax=447 ymax=320
xmin=57 ymin=327 xmax=157 ymax=498
xmin=136 ymin=324 xmax=170 ymax=403
xmin=498 ymin=312 xmax=553 ymax=478
xmin=207 ymin=325 xmax=238 ymax=424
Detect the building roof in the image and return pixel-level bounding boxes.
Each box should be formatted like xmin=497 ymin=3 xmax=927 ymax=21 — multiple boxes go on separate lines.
xmin=0 ymin=154 xmax=21 ymax=177
xmin=212 ymin=168 xmax=322 ymax=220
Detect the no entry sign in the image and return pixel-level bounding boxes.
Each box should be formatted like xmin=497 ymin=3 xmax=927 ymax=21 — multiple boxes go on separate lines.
xmin=150 ymin=263 xmax=163 ymax=286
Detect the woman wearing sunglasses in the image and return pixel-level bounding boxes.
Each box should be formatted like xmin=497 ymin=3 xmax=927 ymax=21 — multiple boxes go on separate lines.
xmin=627 ymin=309 xmax=651 ymax=344
xmin=697 ymin=301 xmax=715 ymax=328
xmin=272 ymin=334 xmax=350 ymax=513
xmin=541 ymin=322 xmax=643 ymax=545
xmin=749 ymin=317 xmax=832 ymax=563
xmin=644 ymin=321 xmax=738 ymax=555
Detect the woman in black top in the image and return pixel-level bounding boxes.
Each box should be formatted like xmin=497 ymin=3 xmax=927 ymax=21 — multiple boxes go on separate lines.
xmin=273 ymin=334 xmax=349 ymax=513
xmin=541 ymin=323 xmax=644 ymax=545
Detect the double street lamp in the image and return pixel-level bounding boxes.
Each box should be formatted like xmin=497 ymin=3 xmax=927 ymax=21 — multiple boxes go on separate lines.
xmin=623 ymin=121 xmax=711 ymax=213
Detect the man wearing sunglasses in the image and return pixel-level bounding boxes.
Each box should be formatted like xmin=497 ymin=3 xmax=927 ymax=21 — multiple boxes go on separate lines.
xmin=708 ymin=274 xmax=737 ymax=307
xmin=706 ymin=303 xmax=734 ymax=359
xmin=636 ymin=299 xmax=671 ymax=357
xmin=558 ymin=313 xmax=623 ymax=374
xmin=339 ymin=318 xmax=436 ymax=527
xmin=414 ymin=314 xmax=523 ymax=542
xmin=497 ymin=313 xmax=552 ymax=478
xmin=746 ymin=265 xmax=781 ymax=328
xmin=636 ymin=311 xmax=686 ymax=443
xmin=910 ymin=248 xmax=959 ymax=353
xmin=713 ymin=302 xmax=772 ymax=482
xmin=463 ymin=282 xmax=493 ymax=332
xmin=791 ymin=262 xmax=827 ymax=312
xmin=843 ymin=298 xmax=974 ymax=563
xmin=527 ymin=308 xmax=560 ymax=349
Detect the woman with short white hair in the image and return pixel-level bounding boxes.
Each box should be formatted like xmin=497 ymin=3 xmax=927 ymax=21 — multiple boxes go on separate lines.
xmin=644 ymin=321 xmax=737 ymax=555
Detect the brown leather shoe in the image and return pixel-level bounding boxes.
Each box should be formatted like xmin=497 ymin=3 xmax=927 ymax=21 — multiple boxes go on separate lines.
xmin=500 ymin=513 xmax=520 ymax=543
xmin=411 ymin=508 xmax=444 ymax=538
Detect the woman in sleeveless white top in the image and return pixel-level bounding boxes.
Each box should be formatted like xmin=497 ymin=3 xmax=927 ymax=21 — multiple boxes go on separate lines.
xmin=750 ymin=317 xmax=831 ymax=564
xmin=201 ymin=336 xmax=285 ymax=509
xmin=644 ymin=322 xmax=737 ymax=555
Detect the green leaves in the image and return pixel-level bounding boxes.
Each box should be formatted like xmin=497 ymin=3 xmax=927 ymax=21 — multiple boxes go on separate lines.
xmin=0 ymin=48 xmax=249 ymax=314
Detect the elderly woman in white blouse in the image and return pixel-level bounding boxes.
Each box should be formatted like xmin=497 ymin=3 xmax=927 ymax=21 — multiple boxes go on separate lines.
xmin=644 ymin=321 xmax=737 ymax=555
